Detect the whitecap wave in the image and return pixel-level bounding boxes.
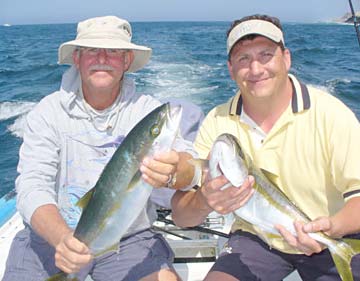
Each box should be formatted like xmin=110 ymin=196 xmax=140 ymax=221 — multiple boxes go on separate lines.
xmin=141 ymin=61 xmax=220 ymax=100
xmin=0 ymin=101 xmax=36 ymax=138
xmin=7 ymin=114 xmax=28 ymax=138
xmin=0 ymin=101 xmax=36 ymax=121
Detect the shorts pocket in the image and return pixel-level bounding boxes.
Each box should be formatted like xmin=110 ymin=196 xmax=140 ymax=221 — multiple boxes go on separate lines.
xmin=149 ymin=232 xmax=175 ymax=262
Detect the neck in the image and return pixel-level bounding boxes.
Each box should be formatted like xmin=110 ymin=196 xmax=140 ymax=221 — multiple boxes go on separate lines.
xmin=82 ymin=82 xmax=122 ymax=110
xmin=242 ymin=78 xmax=293 ymax=133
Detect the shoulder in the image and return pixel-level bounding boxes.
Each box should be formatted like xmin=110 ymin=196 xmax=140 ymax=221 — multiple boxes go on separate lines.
xmin=27 ymin=91 xmax=63 ymax=120
xmin=307 ymin=85 xmax=357 ymax=121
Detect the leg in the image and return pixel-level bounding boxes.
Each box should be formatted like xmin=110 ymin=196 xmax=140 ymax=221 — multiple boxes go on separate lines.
xmin=3 ymin=226 xmax=92 ymax=281
xmin=205 ymin=230 xmax=295 ymax=281
xmin=139 ymin=268 xmax=180 ymax=281
xmin=2 ymin=227 xmax=57 ymax=281
xmin=91 ymin=229 xmax=179 ymax=281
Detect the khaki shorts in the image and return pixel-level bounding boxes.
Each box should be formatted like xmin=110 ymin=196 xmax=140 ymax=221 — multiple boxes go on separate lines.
xmin=3 ymin=226 xmax=175 ymax=281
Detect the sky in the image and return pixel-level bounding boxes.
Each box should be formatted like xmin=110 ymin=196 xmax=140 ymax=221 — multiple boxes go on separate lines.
xmin=1 ymin=0 xmax=360 ymax=25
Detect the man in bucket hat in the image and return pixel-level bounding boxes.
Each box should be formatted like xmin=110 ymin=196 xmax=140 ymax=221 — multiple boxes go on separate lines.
xmin=3 ymin=16 xmax=200 ymax=281
xmin=171 ymin=14 xmax=360 ymax=280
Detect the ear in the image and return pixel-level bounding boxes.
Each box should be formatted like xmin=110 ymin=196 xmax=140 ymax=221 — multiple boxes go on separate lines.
xmin=227 ymin=60 xmax=235 ymax=81
xmin=72 ymin=49 xmax=80 ymax=69
xmin=124 ymin=51 xmax=134 ymax=71
xmin=283 ymin=48 xmax=291 ymax=72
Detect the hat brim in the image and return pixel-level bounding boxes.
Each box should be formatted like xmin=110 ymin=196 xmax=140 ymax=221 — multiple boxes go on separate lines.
xmin=58 ymin=39 xmax=152 ymax=73
xmin=227 ymin=19 xmax=284 ymax=55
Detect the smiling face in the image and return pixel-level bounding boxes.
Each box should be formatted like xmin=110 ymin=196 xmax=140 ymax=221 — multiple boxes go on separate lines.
xmin=73 ymin=47 xmax=133 ymax=94
xmin=72 ymin=47 xmax=134 ymax=109
xmin=227 ymin=36 xmax=291 ymax=100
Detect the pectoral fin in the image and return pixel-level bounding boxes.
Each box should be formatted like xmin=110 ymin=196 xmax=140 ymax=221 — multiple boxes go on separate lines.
xmin=94 ymin=243 xmax=121 ymax=257
xmin=253 ymin=225 xmax=281 ymax=249
xmin=127 ymin=170 xmax=142 ymax=192
xmin=260 ymin=168 xmax=279 ymax=186
xmin=76 ymin=188 xmax=95 ymax=209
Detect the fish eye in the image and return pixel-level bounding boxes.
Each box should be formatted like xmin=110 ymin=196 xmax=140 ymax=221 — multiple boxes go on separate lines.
xmin=150 ymin=124 xmax=160 ymax=137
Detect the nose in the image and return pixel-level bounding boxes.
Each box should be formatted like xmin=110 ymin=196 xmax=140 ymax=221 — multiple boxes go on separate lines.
xmin=97 ymin=49 xmax=107 ymax=63
xmin=248 ymin=59 xmax=263 ymax=76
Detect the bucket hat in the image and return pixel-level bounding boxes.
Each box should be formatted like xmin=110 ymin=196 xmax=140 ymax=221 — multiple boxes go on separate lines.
xmin=58 ymin=16 xmax=152 ymax=72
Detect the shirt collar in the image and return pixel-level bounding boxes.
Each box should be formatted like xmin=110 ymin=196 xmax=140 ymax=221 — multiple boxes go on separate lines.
xmin=229 ymin=74 xmax=311 ymax=116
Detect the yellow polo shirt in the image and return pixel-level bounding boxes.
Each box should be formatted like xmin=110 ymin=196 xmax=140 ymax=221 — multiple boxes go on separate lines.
xmin=194 ymin=74 xmax=360 ymax=254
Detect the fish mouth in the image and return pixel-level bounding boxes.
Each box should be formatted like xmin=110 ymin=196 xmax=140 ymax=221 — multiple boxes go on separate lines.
xmin=166 ymin=104 xmax=182 ymax=131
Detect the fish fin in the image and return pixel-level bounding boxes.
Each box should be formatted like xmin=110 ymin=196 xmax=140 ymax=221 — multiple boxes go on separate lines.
xmin=46 ymin=271 xmax=78 ymax=281
xmin=94 ymin=243 xmax=120 ymax=258
xmin=127 ymin=170 xmax=142 ymax=191
xmin=255 ymin=228 xmax=282 ymax=248
xmin=260 ymin=168 xmax=279 ymax=186
xmin=75 ymin=188 xmax=95 ymax=209
xmin=328 ymin=238 xmax=360 ymax=281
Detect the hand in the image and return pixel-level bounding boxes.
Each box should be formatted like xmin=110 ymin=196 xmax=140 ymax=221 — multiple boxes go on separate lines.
xmin=199 ymin=175 xmax=255 ymax=215
xmin=276 ymin=218 xmax=331 ymax=256
xmin=54 ymin=231 xmax=93 ymax=274
xmin=140 ymin=150 xmax=179 ymax=188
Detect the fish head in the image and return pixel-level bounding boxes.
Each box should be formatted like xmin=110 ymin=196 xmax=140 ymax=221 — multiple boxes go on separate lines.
xmin=209 ymin=133 xmax=248 ymax=187
xmin=148 ymin=102 xmax=182 ymax=154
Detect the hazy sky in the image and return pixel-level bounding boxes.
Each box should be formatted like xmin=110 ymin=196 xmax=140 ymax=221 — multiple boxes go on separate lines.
xmin=1 ymin=0 xmax=359 ymax=25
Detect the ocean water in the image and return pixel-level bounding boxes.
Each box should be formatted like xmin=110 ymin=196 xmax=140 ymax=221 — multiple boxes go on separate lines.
xmin=1 ymin=21 xmax=360 ymax=202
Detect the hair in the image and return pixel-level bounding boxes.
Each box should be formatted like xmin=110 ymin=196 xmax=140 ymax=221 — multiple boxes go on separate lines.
xmin=227 ymin=14 xmax=285 ymax=59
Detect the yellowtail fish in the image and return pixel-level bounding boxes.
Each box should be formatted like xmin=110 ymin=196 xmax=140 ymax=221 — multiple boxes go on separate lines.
xmin=47 ymin=103 xmax=182 ymax=281
xmin=206 ymin=133 xmax=360 ymax=281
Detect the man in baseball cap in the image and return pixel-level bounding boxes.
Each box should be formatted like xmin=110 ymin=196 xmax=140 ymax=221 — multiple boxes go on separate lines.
xmin=171 ymin=14 xmax=360 ymax=281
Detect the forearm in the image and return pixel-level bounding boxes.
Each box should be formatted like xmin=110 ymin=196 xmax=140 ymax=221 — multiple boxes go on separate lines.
xmin=30 ymin=204 xmax=72 ymax=248
xmin=330 ymin=197 xmax=360 ymax=238
xmin=171 ymin=188 xmax=212 ymax=227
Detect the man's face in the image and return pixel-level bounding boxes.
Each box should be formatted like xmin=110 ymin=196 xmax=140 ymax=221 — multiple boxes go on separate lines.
xmin=73 ymin=48 xmax=133 ymax=92
xmin=227 ymin=36 xmax=291 ymax=99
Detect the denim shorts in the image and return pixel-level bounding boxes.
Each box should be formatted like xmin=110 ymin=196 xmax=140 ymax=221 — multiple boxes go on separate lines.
xmin=210 ymin=230 xmax=360 ymax=281
xmin=3 ymin=226 xmax=175 ymax=281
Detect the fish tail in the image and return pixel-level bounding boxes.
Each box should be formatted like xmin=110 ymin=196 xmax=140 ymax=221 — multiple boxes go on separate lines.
xmin=46 ymin=271 xmax=78 ymax=281
xmin=329 ymin=238 xmax=360 ymax=281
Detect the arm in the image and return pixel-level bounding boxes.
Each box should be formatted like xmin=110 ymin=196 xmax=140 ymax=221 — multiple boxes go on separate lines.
xmin=17 ymin=102 xmax=91 ymax=273
xmin=31 ymin=204 xmax=92 ymax=273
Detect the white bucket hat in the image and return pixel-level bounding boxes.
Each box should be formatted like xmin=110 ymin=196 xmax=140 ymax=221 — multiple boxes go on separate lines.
xmin=227 ymin=19 xmax=285 ymax=55
xmin=58 ymin=16 xmax=152 ymax=72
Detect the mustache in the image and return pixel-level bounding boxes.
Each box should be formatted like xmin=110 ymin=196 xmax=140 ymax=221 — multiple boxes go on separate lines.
xmin=89 ymin=64 xmax=115 ymax=71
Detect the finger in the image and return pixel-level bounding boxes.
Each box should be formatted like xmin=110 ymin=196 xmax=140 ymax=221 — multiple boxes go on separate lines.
xmin=64 ymin=236 xmax=91 ymax=254
xmin=207 ymin=175 xmax=230 ymax=191
xmin=294 ymin=221 xmax=323 ymax=254
xmin=55 ymin=250 xmax=92 ymax=274
xmin=228 ymin=187 xmax=255 ymax=211
xmin=140 ymin=161 xmax=173 ymax=187
xmin=153 ymin=150 xmax=179 ymax=164
xmin=141 ymin=169 xmax=168 ymax=188
xmin=303 ymin=217 xmax=331 ymax=233
xmin=141 ymin=157 xmax=174 ymax=176
xmin=240 ymin=175 xmax=255 ymax=190
xmin=275 ymin=224 xmax=298 ymax=247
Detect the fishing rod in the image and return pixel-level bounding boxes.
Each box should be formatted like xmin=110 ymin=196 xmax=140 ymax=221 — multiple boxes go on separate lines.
xmin=348 ymin=0 xmax=360 ymax=46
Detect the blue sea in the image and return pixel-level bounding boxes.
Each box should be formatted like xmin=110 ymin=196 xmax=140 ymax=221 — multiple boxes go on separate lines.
xmin=0 ymin=21 xmax=360 ymax=223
